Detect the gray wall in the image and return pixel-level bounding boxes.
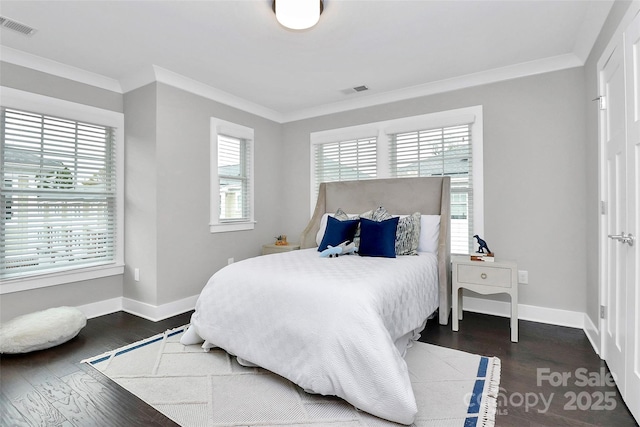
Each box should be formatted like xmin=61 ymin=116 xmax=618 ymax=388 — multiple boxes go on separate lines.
xmin=2 ymin=1 xmax=633 ymax=322
xmin=281 ymin=67 xmax=589 ymax=313
xmin=124 ymin=83 xmax=283 ymax=307
xmin=123 ymin=83 xmax=159 ymax=305
xmin=0 ymin=62 xmax=125 ymax=322
xmin=1 ymin=66 xmax=283 ymax=320
xmin=0 ymin=62 xmax=123 ymax=113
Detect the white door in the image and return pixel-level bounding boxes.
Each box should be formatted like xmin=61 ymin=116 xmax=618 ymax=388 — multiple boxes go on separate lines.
xmin=623 ymin=10 xmax=640 ymax=422
xmin=600 ymin=35 xmax=627 ymax=396
xmin=600 ymin=8 xmax=640 ymax=423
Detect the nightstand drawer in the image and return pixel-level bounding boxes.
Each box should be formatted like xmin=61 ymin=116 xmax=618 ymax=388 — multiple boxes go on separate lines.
xmin=456 ymin=264 xmax=512 ymax=288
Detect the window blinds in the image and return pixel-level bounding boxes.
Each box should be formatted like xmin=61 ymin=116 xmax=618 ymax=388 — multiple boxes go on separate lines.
xmin=390 ymin=124 xmax=473 ymax=254
xmin=313 ymin=136 xmax=377 ymax=195
xmin=218 ymin=134 xmax=250 ymax=222
xmin=1 ymin=107 xmax=117 ymax=279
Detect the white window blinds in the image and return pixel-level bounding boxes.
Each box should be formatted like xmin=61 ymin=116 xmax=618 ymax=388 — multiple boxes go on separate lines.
xmin=390 ymin=124 xmax=473 ymax=253
xmin=313 ymin=136 xmax=377 ymax=195
xmin=1 ymin=107 xmax=117 ymax=279
xmin=218 ymin=134 xmax=251 ymax=222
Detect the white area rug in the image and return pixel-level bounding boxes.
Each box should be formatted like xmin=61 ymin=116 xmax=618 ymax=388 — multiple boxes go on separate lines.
xmin=83 ymin=325 xmax=500 ymax=427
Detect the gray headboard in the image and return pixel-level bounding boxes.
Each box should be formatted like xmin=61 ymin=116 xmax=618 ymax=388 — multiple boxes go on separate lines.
xmin=300 ymin=177 xmax=451 ymax=325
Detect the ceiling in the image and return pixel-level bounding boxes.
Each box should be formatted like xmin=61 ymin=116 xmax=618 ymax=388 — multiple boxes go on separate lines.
xmin=0 ymin=0 xmax=613 ymax=122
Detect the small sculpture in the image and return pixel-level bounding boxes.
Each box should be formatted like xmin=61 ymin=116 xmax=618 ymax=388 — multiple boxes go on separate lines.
xmin=473 ymin=235 xmax=491 ymax=254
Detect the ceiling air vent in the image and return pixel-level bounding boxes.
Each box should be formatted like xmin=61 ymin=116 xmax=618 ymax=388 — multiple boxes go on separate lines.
xmin=340 ymin=85 xmax=370 ymax=95
xmin=0 ymin=16 xmax=37 ymax=36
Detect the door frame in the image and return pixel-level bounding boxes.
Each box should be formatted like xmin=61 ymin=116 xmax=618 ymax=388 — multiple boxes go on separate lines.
xmin=597 ymin=1 xmax=640 ymax=360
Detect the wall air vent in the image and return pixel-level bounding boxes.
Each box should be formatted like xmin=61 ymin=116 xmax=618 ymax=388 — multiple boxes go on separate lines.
xmin=0 ymin=16 xmax=37 ymax=36
xmin=353 ymin=85 xmax=369 ymax=92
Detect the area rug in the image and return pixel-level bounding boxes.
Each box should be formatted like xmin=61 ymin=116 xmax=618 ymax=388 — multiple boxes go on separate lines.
xmin=83 ymin=325 xmax=500 ymax=427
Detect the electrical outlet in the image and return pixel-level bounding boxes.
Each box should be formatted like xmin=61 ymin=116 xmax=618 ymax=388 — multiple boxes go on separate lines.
xmin=518 ymin=270 xmax=528 ymax=284
xmin=228 ymin=257 xmax=234 ymax=265
xmin=134 ymin=268 xmax=140 ymax=282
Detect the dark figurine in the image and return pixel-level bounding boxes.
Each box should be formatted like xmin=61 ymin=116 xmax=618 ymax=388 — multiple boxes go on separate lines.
xmin=473 ymin=235 xmax=491 ymax=254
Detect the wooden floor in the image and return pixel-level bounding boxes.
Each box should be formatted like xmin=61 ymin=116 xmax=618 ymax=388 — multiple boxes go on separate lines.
xmin=1 ymin=310 xmax=637 ymax=427
xmin=420 ymin=312 xmax=638 ymax=427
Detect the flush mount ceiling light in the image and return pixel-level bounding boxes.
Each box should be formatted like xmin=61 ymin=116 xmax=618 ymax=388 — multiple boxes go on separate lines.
xmin=273 ymin=0 xmax=324 ymax=30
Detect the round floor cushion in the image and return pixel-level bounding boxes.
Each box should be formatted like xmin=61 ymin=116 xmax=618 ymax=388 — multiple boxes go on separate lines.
xmin=0 ymin=306 xmax=87 ymax=354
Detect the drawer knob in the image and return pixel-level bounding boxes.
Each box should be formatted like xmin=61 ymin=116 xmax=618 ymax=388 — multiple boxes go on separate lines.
xmin=480 ymin=273 xmax=487 ymax=279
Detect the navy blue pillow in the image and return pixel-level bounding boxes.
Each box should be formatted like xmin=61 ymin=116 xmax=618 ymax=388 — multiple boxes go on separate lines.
xmin=358 ymin=216 xmax=400 ymax=258
xmin=318 ymin=216 xmax=360 ymax=251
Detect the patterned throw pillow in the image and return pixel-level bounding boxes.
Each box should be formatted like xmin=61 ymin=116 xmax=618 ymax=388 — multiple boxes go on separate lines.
xmin=363 ymin=207 xmax=421 ymax=256
xmin=324 ymin=207 xmax=420 ymax=255
xmin=395 ymin=212 xmax=421 ymax=255
xmin=334 ymin=208 xmax=373 ymax=247
xmin=361 ymin=206 xmax=393 ymax=222
xmin=334 ymin=208 xmax=350 ymax=221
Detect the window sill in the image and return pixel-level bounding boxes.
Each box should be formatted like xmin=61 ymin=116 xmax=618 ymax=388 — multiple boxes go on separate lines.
xmin=210 ymin=221 xmax=256 ymax=233
xmin=0 ymin=263 xmax=125 ymax=295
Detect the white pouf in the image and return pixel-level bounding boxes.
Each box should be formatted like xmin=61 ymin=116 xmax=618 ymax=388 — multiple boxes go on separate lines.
xmin=0 ymin=306 xmax=87 ymax=354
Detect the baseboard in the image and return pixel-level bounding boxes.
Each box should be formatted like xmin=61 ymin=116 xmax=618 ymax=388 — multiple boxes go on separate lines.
xmin=462 ymin=295 xmax=585 ymax=329
xmin=583 ymin=314 xmax=601 ymax=357
xmin=462 ymin=296 xmax=603 ymax=354
xmin=76 ymin=295 xmax=197 ymax=322
xmin=77 ymin=297 xmax=124 ymax=320
xmin=81 ymin=293 xmax=588 ymax=329
xmin=122 ymin=294 xmax=198 ymax=322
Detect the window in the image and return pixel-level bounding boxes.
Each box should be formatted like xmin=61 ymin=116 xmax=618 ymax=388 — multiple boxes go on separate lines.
xmin=389 ymin=124 xmax=474 ymax=254
xmin=311 ymin=106 xmax=483 ymax=254
xmin=210 ymin=118 xmax=254 ymax=233
xmin=313 ymin=135 xmax=377 ymax=193
xmin=1 ymin=87 xmax=124 ymax=291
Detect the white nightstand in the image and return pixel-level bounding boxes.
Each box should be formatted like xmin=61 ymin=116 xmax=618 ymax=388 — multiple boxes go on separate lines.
xmin=452 ymin=256 xmax=519 ymax=342
xmin=261 ymin=243 xmax=300 ymax=255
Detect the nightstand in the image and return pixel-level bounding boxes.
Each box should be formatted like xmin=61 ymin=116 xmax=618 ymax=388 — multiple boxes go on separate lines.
xmin=261 ymin=243 xmax=300 ymax=255
xmin=452 ymin=256 xmax=519 ymax=342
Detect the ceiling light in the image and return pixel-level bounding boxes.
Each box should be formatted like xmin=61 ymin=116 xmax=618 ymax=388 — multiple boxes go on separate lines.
xmin=273 ymin=0 xmax=324 ymax=30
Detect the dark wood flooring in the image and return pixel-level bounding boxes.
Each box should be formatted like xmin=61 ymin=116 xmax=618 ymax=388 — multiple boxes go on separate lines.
xmin=420 ymin=312 xmax=638 ymax=427
xmin=0 ymin=311 xmax=191 ymax=427
xmin=1 ymin=310 xmax=637 ymax=427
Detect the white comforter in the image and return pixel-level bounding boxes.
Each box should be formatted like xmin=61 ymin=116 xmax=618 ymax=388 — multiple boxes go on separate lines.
xmin=182 ymin=248 xmax=439 ymax=424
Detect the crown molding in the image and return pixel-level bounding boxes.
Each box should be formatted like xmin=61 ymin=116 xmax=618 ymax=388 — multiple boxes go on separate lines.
xmin=118 ymin=65 xmax=157 ymax=94
xmin=279 ymin=53 xmax=584 ymax=123
xmin=0 ymin=46 xmax=122 ymax=93
xmin=150 ymin=66 xmax=284 ymax=123
xmin=120 ymin=64 xmax=283 ymax=123
xmin=2 ymin=46 xmax=584 ymax=124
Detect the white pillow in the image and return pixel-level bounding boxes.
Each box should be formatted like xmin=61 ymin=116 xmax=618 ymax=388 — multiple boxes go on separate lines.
xmin=418 ymin=215 xmax=441 ymax=254
xmin=0 ymin=306 xmax=86 ymax=354
xmin=315 ymin=213 xmax=332 ymax=246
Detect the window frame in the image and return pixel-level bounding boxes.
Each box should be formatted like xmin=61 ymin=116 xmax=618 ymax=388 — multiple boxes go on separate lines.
xmin=310 ymin=106 xmax=484 ymax=254
xmin=209 ymin=117 xmax=255 ymax=233
xmin=312 ymin=134 xmax=379 ymax=193
xmin=0 ymin=87 xmax=124 ymax=294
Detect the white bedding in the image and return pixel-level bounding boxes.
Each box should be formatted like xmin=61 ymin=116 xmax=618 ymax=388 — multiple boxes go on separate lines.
xmin=182 ymin=248 xmax=439 ymax=425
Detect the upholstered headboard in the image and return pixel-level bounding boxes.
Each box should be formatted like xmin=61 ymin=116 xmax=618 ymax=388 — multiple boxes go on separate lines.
xmin=300 ymin=177 xmax=452 ymax=325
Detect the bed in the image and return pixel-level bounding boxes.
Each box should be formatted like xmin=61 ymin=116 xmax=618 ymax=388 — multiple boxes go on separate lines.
xmin=182 ymin=177 xmax=452 ymax=425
